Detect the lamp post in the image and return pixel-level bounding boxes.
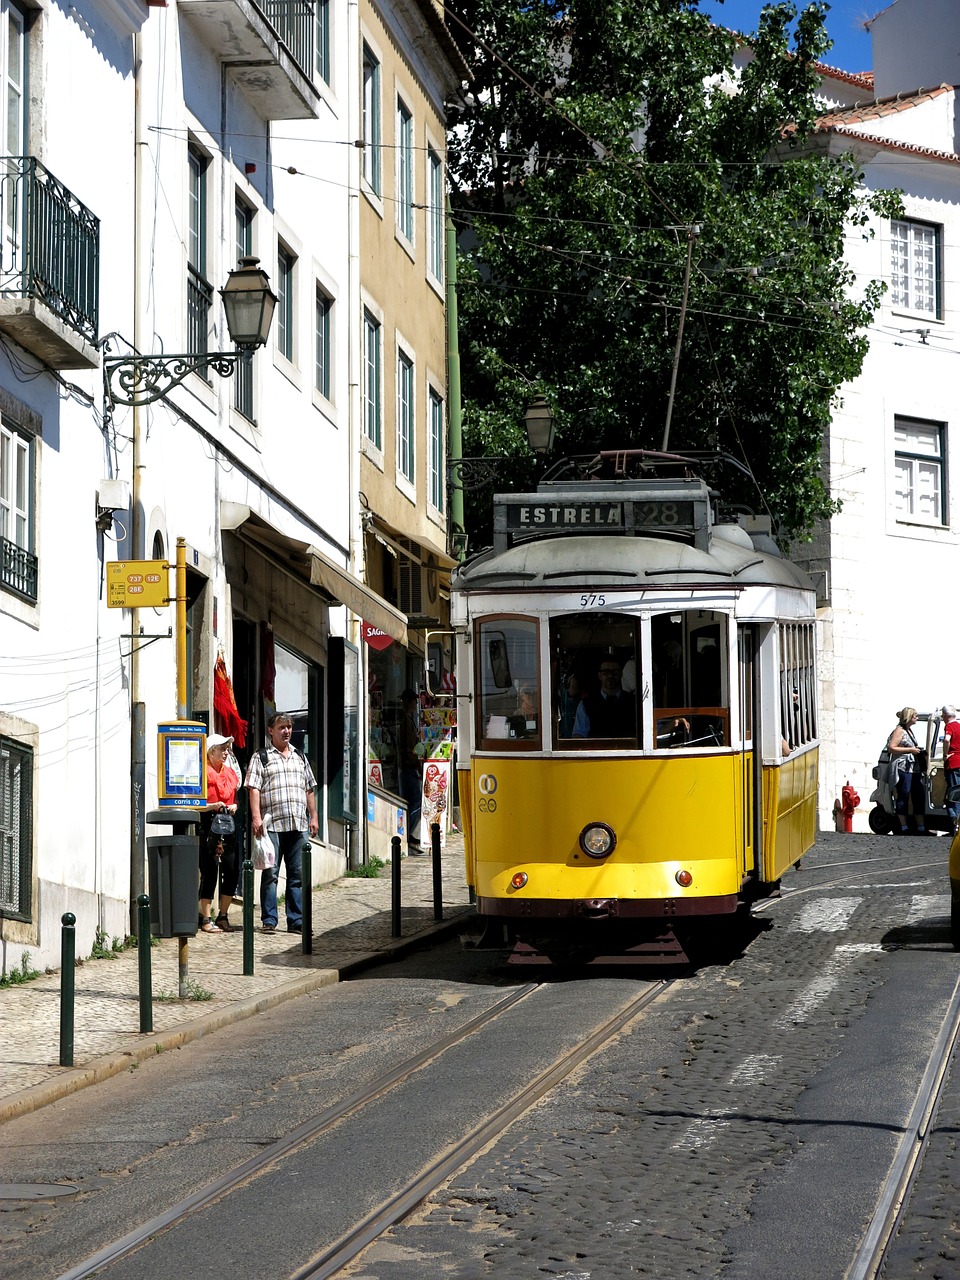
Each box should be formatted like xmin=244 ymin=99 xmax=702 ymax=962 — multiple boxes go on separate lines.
xmin=103 ymin=257 xmax=277 ymax=406
xmin=448 ymin=395 xmax=556 ymax=493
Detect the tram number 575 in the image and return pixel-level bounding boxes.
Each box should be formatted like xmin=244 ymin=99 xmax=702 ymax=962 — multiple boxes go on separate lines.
xmin=579 ymin=593 xmax=606 ymax=608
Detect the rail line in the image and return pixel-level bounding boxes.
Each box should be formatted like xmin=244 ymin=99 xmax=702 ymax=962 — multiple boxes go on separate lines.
xmin=848 ymin=971 xmax=960 ymax=1280
xmin=55 ymin=982 xmax=542 ymax=1280
xmin=290 ymin=980 xmax=671 ymax=1280
xmin=56 ymin=978 xmax=670 ymax=1280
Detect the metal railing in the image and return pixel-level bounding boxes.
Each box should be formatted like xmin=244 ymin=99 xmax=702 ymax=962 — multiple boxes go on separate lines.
xmin=0 ymin=156 xmax=99 ymax=344
xmin=187 ymin=264 xmax=213 ymax=357
xmin=1 ymin=534 xmax=37 ymax=601
xmin=261 ymin=0 xmax=315 ymax=78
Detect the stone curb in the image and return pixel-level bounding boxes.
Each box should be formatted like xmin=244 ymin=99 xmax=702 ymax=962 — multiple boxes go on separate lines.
xmin=0 ymin=908 xmax=474 ymax=1126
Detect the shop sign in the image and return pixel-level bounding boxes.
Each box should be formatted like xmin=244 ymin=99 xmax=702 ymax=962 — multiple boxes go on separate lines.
xmin=362 ymin=622 xmax=394 ymax=650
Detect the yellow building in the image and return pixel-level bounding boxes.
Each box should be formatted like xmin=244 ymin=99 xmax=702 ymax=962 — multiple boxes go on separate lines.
xmin=357 ymin=0 xmax=467 ymax=808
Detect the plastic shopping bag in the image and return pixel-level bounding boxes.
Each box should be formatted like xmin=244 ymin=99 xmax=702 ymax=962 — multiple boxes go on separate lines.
xmin=252 ymin=813 xmax=276 ymax=870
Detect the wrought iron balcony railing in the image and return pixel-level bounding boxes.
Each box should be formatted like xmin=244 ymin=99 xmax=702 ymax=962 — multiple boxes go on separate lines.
xmin=0 ymin=157 xmax=99 ymax=345
xmin=261 ymin=0 xmax=314 ymax=81
xmin=1 ymin=535 xmax=38 ymax=602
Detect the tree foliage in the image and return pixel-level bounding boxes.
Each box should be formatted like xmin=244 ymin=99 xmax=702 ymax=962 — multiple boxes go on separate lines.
xmin=446 ymin=0 xmax=901 ymax=544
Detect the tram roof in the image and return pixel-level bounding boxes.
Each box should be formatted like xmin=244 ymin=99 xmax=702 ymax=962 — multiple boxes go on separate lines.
xmin=453 ymin=523 xmax=814 ymax=594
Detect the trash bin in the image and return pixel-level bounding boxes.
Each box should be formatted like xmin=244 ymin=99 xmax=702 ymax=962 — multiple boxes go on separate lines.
xmin=147 ymin=835 xmax=200 ymax=937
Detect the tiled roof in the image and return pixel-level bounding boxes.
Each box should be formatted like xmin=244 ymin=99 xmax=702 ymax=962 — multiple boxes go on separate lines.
xmin=814 ymin=62 xmax=874 ymax=89
xmin=816 ymin=82 xmax=955 ymax=128
xmin=816 ymin=124 xmax=960 ymax=166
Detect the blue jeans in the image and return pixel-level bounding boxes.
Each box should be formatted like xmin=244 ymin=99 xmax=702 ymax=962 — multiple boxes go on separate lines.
xmin=260 ymin=830 xmax=305 ymax=928
xmin=947 ymin=767 xmax=960 ymax=824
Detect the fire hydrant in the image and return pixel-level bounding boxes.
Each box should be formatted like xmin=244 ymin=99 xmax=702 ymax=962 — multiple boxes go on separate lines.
xmin=840 ymin=780 xmax=860 ymax=833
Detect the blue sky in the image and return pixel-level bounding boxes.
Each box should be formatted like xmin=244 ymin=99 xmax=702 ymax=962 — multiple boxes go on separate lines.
xmin=700 ymin=1 xmax=877 ymax=73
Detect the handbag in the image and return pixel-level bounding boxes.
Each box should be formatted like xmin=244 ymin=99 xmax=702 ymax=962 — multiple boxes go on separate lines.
xmin=210 ymin=810 xmax=235 ymax=836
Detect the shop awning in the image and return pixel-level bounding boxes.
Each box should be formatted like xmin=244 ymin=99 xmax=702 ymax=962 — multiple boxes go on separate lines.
xmin=224 ymin=506 xmax=409 ymax=645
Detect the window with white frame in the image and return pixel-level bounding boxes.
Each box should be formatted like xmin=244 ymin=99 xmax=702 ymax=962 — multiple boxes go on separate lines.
xmin=363 ymin=309 xmax=381 ymax=448
xmin=277 ymin=242 xmax=296 ymax=363
xmin=427 ymin=146 xmax=443 ymax=283
xmin=315 ymin=286 xmax=332 ymax=401
xmin=362 ymin=44 xmax=381 ymax=196
xmin=1 ymin=4 xmax=25 ymax=259
xmin=316 ymin=0 xmax=330 ymax=85
xmin=0 ymin=734 xmax=32 ymax=920
xmin=397 ymin=348 xmax=414 ymax=482
xmin=894 ymin=416 xmax=945 ymax=525
xmin=187 ymin=143 xmax=212 ymax=356
xmin=428 ymin=387 xmax=444 ymax=512
xmin=396 ymin=97 xmax=413 ymax=241
xmin=890 ymin=219 xmax=940 ymax=318
xmin=0 ymin=416 xmax=35 ymax=601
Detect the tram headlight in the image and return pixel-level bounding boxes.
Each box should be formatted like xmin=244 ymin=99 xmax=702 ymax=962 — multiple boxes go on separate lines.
xmin=675 ymin=869 xmax=693 ymax=887
xmin=579 ymin=822 xmax=617 ymax=859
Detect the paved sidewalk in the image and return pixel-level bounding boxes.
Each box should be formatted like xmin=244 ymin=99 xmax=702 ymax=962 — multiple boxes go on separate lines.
xmin=0 ymin=837 xmax=473 ymax=1124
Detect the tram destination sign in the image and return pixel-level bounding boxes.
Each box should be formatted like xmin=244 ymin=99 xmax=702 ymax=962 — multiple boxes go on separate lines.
xmin=504 ymin=499 xmax=696 ymax=534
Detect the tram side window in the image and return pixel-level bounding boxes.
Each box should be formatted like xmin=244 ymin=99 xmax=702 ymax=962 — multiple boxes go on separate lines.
xmin=550 ymin=613 xmax=639 ymax=746
xmin=780 ymin=622 xmax=817 ymax=750
xmin=651 ymin=610 xmax=730 ymax=749
xmin=476 ymin=617 xmax=541 ymax=748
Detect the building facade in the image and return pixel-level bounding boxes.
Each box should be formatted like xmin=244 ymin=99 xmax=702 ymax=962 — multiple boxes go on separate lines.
xmin=796 ymin=0 xmax=960 ymax=827
xmin=0 ymin=0 xmax=463 ymax=972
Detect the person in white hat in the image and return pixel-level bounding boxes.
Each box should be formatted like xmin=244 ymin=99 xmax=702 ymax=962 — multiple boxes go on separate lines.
xmin=199 ymin=733 xmax=240 ymax=932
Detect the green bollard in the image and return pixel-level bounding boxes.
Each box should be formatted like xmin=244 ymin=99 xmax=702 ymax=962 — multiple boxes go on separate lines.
xmin=302 ymin=841 xmax=313 ymax=955
xmin=391 ymin=835 xmax=402 ymax=938
xmin=242 ymin=859 xmax=254 ymax=975
xmin=59 ymin=913 xmax=76 ymax=1067
xmin=137 ymin=894 xmax=153 ymax=1033
xmin=431 ymin=822 xmax=443 ymax=922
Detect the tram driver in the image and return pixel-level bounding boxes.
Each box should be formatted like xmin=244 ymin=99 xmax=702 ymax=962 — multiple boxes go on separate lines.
xmin=572 ymin=659 xmax=637 ymax=738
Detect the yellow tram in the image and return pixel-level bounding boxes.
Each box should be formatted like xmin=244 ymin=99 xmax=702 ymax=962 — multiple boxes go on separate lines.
xmin=451 ymin=455 xmax=818 ymax=961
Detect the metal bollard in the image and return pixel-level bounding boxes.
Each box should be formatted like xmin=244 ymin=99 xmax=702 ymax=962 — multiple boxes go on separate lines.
xmin=431 ymin=822 xmax=443 ymax=922
xmin=137 ymin=894 xmax=153 ymax=1034
xmin=391 ymin=835 xmax=402 ymax=938
xmin=302 ymin=841 xmax=313 ymax=955
xmin=242 ymin=859 xmax=254 ymax=976
xmin=59 ymin=912 xmax=76 ymax=1067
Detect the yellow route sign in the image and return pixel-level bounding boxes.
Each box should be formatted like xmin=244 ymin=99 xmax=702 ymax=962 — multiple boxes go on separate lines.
xmin=107 ymin=560 xmax=169 ymax=609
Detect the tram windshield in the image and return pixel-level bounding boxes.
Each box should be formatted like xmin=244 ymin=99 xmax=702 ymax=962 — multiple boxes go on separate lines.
xmin=551 ymin=613 xmax=639 ymax=747
xmin=476 ymin=616 xmax=542 ymax=749
xmin=651 ymin=610 xmax=729 ymax=748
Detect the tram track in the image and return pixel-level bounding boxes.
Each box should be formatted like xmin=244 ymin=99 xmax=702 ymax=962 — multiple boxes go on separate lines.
xmin=54 ymin=983 xmax=540 ymax=1280
xmin=849 ymin=971 xmax=960 ymax=1280
xmin=54 ymin=978 xmax=671 ymax=1280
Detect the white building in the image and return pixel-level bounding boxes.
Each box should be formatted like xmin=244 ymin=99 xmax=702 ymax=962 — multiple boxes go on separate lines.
xmin=0 ymin=0 xmax=459 ymax=973
xmin=794 ymin=0 xmax=960 ymax=828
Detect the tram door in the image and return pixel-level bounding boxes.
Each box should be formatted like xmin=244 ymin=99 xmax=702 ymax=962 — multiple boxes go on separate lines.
xmin=738 ymin=626 xmax=763 ymax=878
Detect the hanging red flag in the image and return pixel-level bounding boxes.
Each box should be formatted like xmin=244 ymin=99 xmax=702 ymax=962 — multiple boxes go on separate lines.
xmin=213 ymin=653 xmax=248 ymax=747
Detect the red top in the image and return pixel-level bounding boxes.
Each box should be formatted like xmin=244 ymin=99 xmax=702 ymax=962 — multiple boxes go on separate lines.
xmin=944 ymin=720 xmax=960 ymax=770
xmin=207 ymin=761 xmax=239 ymax=806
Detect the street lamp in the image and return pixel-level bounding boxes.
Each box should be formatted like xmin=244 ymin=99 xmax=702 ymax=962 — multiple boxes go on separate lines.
xmin=103 ymin=257 xmax=278 ymax=407
xmin=449 ymin=395 xmax=556 ymax=490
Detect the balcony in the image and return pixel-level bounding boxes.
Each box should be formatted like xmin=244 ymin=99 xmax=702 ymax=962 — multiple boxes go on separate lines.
xmin=1 ymin=536 xmax=38 ymax=602
xmin=0 ymin=157 xmax=99 ymax=371
xmin=179 ymin=0 xmax=320 ymax=120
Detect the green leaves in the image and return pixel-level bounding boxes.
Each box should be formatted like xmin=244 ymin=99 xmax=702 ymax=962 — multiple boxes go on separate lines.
xmin=448 ymin=0 xmax=898 ymax=542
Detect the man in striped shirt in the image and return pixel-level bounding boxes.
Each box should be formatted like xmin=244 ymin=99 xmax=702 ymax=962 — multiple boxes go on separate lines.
xmin=246 ymin=712 xmax=319 ymax=933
